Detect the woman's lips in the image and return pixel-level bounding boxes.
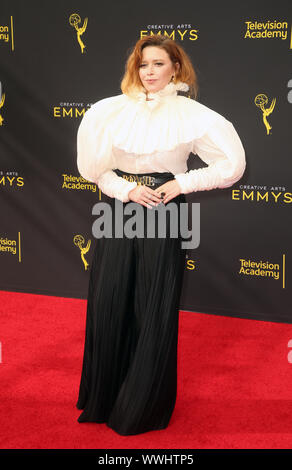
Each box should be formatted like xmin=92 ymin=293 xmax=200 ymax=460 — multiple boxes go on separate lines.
xmin=146 ymin=79 xmax=157 ymax=83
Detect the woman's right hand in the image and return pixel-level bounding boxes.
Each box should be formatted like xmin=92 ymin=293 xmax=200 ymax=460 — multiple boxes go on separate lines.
xmin=128 ymin=185 xmax=163 ymax=209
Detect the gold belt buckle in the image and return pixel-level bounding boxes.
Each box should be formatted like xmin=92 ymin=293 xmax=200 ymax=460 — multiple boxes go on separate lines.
xmin=137 ymin=176 xmax=155 ymax=187
xmin=122 ymin=174 xmax=156 ymax=187
xmin=144 ymin=176 xmax=155 ymax=187
xmin=122 ymin=174 xmax=136 ymax=183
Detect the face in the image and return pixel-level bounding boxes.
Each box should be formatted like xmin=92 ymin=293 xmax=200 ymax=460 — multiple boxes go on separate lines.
xmin=138 ymin=46 xmax=179 ymax=94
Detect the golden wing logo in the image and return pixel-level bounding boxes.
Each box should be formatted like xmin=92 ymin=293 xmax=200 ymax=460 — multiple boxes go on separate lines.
xmin=0 ymin=86 xmax=5 ymax=126
xmin=73 ymin=234 xmax=91 ymax=270
xmin=254 ymin=93 xmax=276 ymax=135
xmin=69 ymin=13 xmax=88 ymax=53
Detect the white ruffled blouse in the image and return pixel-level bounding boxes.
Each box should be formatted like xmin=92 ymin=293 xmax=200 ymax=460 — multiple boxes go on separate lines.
xmin=77 ymin=81 xmax=246 ymax=202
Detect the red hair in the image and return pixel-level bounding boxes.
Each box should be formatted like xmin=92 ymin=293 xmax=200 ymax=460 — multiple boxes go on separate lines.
xmin=121 ymin=34 xmax=198 ymax=99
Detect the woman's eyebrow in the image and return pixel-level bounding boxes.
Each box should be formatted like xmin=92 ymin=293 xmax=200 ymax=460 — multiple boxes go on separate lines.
xmin=141 ymin=59 xmax=165 ymax=62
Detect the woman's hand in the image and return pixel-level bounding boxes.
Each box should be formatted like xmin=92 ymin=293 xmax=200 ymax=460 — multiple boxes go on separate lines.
xmin=128 ymin=185 xmax=163 ymax=209
xmin=156 ymin=180 xmax=182 ymax=204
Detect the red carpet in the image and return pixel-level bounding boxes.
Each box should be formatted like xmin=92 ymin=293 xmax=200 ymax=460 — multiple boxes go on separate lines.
xmin=1 ymin=289 xmax=292 ymax=449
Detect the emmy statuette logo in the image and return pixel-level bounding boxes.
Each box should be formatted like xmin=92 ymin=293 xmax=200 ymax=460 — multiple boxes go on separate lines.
xmin=69 ymin=13 xmax=88 ymax=53
xmin=254 ymin=93 xmax=276 ymax=135
xmin=74 ymin=234 xmax=91 ymax=270
xmin=0 ymin=82 xmax=5 ymax=126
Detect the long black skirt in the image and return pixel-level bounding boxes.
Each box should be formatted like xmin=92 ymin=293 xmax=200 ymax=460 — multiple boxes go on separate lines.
xmin=76 ymin=171 xmax=186 ymax=435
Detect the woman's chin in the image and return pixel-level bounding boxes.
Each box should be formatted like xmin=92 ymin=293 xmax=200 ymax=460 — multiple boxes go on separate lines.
xmin=144 ymin=84 xmax=163 ymax=94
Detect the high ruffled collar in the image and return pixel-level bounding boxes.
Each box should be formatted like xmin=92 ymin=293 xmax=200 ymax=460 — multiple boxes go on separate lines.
xmin=128 ymin=81 xmax=189 ymax=110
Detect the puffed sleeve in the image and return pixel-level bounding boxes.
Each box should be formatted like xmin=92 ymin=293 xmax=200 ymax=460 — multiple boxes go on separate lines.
xmin=174 ymin=116 xmax=246 ymax=194
xmin=77 ymin=98 xmax=137 ymax=202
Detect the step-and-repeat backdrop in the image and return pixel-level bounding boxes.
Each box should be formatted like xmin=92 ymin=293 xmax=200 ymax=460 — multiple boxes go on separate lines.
xmin=1 ymin=1 xmax=291 ymax=323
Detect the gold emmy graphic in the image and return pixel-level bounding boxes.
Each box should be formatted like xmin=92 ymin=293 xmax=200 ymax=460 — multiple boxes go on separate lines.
xmin=73 ymin=234 xmax=91 ymax=270
xmin=254 ymin=93 xmax=276 ymax=135
xmin=69 ymin=13 xmax=88 ymax=53
xmin=0 ymin=91 xmax=5 ymax=126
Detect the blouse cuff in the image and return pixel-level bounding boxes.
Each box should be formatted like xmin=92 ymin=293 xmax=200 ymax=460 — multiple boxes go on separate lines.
xmin=96 ymin=170 xmax=138 ymax=202
xmin=174 ymin=160 xmax=245 ymax=194
xmin=174 ymin=173 xmax=190 ymax=194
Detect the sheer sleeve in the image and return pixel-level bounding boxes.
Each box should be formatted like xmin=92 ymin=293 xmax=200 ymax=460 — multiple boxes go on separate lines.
xmin=174 ymin=116 xmax=246 ymax=194
xmin=77 ymin=99 xmax=137 ymax=202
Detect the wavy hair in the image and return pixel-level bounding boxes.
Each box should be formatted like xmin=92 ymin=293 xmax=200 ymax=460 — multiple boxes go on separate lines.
xmin=121 ymin=34 xmax=199 ymax=99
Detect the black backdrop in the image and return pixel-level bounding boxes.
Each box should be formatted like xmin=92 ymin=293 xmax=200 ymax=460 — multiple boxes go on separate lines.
xmin=1 ymin=0 xmax=291 ymax=323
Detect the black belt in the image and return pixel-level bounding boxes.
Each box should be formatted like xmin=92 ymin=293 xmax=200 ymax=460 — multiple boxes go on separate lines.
xmin=114 ymin=169 xmax=174 ymax=187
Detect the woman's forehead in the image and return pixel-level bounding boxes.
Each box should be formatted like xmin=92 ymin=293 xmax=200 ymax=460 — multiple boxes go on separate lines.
xmin=141 ymin=46 xmax=170 ymax=60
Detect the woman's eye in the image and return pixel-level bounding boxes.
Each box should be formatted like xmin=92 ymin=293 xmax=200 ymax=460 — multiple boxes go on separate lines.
xmin=139 ymin=62 xmax=164 ymax=68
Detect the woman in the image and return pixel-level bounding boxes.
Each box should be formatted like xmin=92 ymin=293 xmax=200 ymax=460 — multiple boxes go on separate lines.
xmin=76 ymin=34 xmax=246 ymax=436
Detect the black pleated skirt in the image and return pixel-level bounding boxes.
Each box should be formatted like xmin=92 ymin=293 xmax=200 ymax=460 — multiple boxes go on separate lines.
xmin=76 ymin=171 xmax=186 ymax=435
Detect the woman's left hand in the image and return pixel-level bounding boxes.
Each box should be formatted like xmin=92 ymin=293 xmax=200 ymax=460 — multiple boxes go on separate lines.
xmin=156 ymin=179 xmax=182 ymax=205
